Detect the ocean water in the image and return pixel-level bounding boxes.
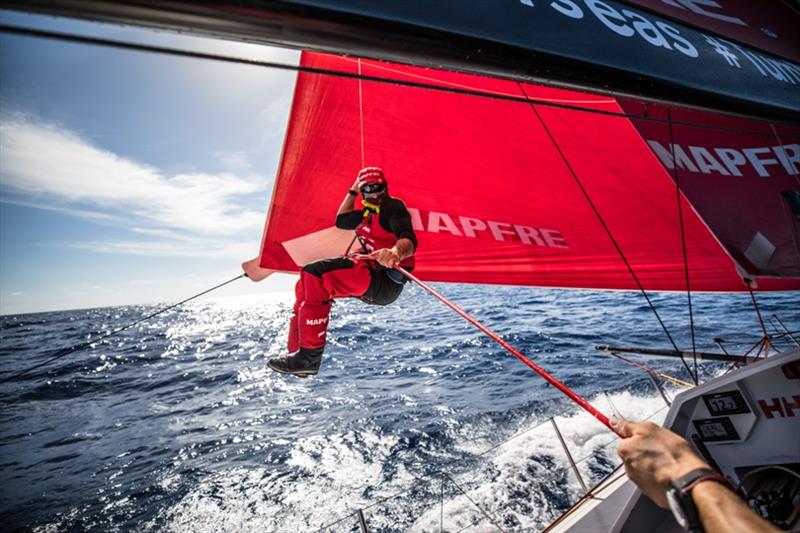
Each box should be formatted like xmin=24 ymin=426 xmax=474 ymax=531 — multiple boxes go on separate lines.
xmin=1 ymin=283 xmax=797 ymax=532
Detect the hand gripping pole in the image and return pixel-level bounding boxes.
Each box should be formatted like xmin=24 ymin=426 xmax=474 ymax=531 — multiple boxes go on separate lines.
xmin=395 ymin=266 xmax=622 ymax=437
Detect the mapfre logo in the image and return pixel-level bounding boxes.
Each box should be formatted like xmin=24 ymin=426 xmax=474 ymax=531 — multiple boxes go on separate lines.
xmin=647 ymin=141 xmax=800 ymax=178
xmin=306 ymin=317 xmax=328 ymax=326
xmin=407 ymin=207 xmax=569 ymax=250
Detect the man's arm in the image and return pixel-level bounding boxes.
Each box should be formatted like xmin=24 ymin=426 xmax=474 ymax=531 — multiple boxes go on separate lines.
xmin=368 ymin=200 xmax=417 ymax=267
xmin=369 ymin=237 xmax=414 ymax=268
xmin=692 ymin=480 xmax=777 ymax=533
xmin=336 ymin=178 xmax=363 ymax=229
xmin=613 ymin=418 xmax=779 ymax=533
xmin=338 ymin=190 xmax=357 ymax=215
xmin=338 ymin=176 xmax=361 ymax=215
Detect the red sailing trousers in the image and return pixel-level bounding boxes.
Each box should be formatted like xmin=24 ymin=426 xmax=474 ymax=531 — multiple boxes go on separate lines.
xmin=288 ymin=258 xmax=372 ymax=352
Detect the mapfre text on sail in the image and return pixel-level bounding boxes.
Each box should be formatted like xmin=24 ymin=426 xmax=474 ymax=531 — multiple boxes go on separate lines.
xmin=647 ymin=141 xmax=800 ymax=177
xmin=407 ymin=208 xmax=570 ymax=249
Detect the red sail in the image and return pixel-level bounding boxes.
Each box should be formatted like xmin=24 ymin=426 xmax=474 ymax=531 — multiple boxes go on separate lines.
xmin=256 ymin=52 xmax=800 ymax=292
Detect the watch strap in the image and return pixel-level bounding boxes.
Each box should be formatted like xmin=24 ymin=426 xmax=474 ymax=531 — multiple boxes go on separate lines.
xmin=668 ymin=468 xmax=730 ymax=532
xmin=672 ymin=468 xmax=730 ymax=495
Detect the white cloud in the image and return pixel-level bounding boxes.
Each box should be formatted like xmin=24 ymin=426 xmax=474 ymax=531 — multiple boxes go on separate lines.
xmin=0 ymin=117 xmax=270 ymax=255
xmin=64 ymin=237 xmax=255 ymax=259
xmin=0 ymin=196 xmax=118 ymax=222
xmin=129 ymin=227 xmax=188 ymax=239
xmin=257 ymin=96 xmax=294 ymax=146
xmin=214 ymin=150 xmax=253 ymax=172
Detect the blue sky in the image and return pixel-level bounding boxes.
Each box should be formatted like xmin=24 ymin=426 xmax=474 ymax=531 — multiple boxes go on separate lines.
xmin=0 ymin=10 xmax=300 ymax=314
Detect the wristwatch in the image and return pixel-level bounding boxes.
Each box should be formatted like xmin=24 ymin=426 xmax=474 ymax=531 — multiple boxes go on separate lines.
xmin=347 ymin=189 xmax=359 ymax=196
xmin=666 ymin=468 xmax=729 ymax=532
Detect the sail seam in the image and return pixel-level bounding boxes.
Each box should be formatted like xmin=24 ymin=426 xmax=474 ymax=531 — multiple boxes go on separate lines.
xmin=516 ymin=83 xmax=683 ymax=360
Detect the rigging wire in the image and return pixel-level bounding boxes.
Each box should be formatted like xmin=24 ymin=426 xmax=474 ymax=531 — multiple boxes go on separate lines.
xmin=714 ymin=330 xmax=797 ymax=344
xmin=771 ymin=315 xmax=800 ymax=347
xmin=747 ymin=282 xmax=771 ymax=358
xmin=608 ymin=352 xmax=694 ymax=389
xmin=515 ymin=82 xmax=693 ymax=383
xmin=391 ymin=263 xmax=621 ymax=436
xmin=1 ymin=274 xmax=246 ymax=383
xmin=722 ymin=333 xmax=770 ymax=375
xmin=4 ymin=19 xmax=795 ymax=530
xmin=444 ymin=472 xmax=508 ymax=533
xmin=0 ymin=24 xmax=794 ymax=136
xmin=338 ymin=59 xmax=369 ymax=259
xmin=604 ymin=392 xmax=623 ymax=420
xmin=667 ymin=108 xmax=699 ymax=385
xmin=357 ymin=58 xmax=366 ymax=168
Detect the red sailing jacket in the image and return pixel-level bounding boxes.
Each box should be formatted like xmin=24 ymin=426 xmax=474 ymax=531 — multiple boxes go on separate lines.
xmin=336 ymin=196 xmax=417 ymax=269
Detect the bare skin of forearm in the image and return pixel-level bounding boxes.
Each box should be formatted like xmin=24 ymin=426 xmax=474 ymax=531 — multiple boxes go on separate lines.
xmin=338 ymin=191 xmax=357 ymax=215
xmin=614 ymin=419 xmax=780 ymax=533
xmin=693 ymin=481 xmax=779 ymax=533
xmin=368 ymin=238 xmax=414 ymax=267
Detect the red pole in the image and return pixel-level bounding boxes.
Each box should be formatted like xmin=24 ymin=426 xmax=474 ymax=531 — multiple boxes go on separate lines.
xmin=395 ymin=266 xmax=622 ymax=437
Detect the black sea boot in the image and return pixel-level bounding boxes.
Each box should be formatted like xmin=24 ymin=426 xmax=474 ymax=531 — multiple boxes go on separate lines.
xmin=267 ymin=347 xmax=323 ymax=377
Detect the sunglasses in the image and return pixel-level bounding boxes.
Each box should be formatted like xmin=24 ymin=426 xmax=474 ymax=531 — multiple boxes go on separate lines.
xmin=360 ymin=183 xmax=386 ymax=195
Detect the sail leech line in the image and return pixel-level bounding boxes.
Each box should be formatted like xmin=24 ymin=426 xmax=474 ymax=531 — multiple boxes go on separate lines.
xmin=515 ymin=81 xmax=690 ymax=380
xmin=667 ymin=108 xmax=700 ymax=385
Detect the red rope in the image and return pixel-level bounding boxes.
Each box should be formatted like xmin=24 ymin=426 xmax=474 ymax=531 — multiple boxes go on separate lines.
xmin=515 ymin=83 xmax=693 ymax=385
xmin=394 ymin=266 xmax=621 ymax=437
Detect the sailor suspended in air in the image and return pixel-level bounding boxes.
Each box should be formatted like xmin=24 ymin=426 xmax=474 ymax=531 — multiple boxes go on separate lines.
xmin=267 ymin=166 xmax=417 ymax=377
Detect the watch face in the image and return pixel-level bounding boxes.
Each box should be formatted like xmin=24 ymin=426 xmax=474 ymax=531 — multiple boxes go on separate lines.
xmin=667 ymin=488 xmax=689 ymax=529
